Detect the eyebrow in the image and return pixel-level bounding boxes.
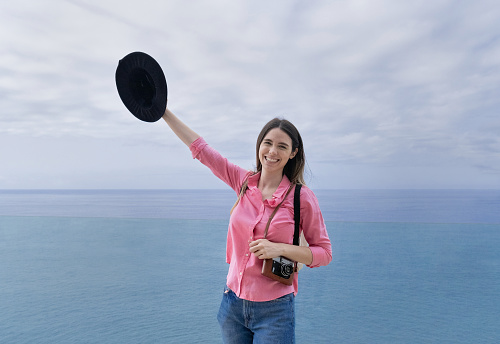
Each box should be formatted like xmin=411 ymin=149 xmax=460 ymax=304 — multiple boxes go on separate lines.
xmin=263 ymin=139 xmax=290 ymax=147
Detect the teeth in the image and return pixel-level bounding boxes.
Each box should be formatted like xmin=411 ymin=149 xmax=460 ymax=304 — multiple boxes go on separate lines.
xmin=266 ymin=157 xmax=278 ymax=162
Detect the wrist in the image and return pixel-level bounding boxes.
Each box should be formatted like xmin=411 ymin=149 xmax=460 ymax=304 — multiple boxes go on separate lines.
xmin=278 ymin=243 xmax=288 ymax=257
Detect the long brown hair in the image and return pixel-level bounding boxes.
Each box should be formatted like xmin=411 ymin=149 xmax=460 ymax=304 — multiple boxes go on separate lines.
xmin=256 ymin=118 xmax=306 ymax=185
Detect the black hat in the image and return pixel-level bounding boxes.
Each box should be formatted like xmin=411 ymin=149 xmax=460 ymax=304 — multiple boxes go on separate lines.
xmin=115 ymin=52 xmax=167 ymax=122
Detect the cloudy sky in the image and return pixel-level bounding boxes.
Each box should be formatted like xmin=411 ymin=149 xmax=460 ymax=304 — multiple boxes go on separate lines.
xmin=1 ymin=0 xmax=499 ymax=189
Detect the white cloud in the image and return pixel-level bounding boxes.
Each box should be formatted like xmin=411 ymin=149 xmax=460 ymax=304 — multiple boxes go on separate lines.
xmin=1 ymin=0 xmax=499 ymax=189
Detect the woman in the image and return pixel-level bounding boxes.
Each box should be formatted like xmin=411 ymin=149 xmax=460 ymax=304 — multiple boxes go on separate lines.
xmin=163 ymin=108 xmax=332 ymax=344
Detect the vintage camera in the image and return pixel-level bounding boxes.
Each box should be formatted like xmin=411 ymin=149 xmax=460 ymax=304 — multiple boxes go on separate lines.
xmin=271 ymin=256 xmax=294 ymax=279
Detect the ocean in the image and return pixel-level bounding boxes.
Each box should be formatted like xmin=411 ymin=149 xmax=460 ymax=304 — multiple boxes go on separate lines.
xmin=0 ymin=189 xmax=499 ymax=343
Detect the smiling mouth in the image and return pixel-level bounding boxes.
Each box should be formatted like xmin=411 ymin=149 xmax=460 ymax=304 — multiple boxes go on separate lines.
xmin=265 ymin=156 xmax=279 ymax=163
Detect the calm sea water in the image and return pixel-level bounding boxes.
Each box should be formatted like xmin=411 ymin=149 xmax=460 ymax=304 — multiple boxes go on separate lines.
xmin=0 ymin=189 xmax=499 ymax=343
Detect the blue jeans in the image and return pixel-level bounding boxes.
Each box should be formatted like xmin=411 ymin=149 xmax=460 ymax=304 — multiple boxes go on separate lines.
xmin=217 ymin=286 xmax=295 ymax=344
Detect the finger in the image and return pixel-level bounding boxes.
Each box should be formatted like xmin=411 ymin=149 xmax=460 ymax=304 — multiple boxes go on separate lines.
xmin=256 ymin=252 xmax=267 ymax=260
xmin=252 ymin=250 xmax=263 ymax=259
xmin=249 ymin=239 xmax=264 ymax=247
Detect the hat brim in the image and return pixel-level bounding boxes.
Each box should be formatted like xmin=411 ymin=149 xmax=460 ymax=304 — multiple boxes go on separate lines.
xmin=115 ymin=52 xmax=167 ymax=122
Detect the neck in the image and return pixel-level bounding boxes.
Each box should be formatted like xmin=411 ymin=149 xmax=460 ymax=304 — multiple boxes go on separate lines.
xmin=258 ymin=170 xmax=283 ymax=190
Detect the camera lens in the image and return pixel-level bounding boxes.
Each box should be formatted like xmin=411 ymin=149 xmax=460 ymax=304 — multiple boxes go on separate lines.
xmin=281 ymin=263 xmax=293 ymax=277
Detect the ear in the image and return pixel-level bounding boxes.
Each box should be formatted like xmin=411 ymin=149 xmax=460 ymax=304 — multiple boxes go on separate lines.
xmin=289 ymin=148 xmax=298 ymax=159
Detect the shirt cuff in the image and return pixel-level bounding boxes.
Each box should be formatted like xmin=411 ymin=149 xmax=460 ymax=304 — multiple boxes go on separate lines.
xmin=308 ymin=246 xmax=328 ymax=268
xmin=189 ymin=137 xmax=207 ymax=159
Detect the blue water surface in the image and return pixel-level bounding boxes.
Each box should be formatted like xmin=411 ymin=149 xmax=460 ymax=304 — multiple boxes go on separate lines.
xmin=0 ymin=190 xmax=499 ymax=343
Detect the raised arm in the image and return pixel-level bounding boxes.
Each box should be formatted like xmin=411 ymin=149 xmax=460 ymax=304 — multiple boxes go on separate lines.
xmin=162 ymin=107 xmax=200 ymax=147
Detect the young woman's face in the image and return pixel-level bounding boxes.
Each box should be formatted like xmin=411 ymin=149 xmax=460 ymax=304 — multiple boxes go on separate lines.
xmin=259 ymin=128 xmax=297 ymax=175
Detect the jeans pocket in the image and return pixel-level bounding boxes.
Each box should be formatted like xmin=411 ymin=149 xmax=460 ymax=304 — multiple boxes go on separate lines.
xmin=218 ymin=287 xmax=230 ymax=325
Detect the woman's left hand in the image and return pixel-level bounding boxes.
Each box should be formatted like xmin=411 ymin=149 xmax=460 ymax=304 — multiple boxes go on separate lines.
xmin=249 ymin=238 xmax=314 ymax=265
xmin=249 ymin=239 xmax=282 ymax=259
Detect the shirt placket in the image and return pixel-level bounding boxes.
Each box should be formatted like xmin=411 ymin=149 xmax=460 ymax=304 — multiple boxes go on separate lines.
xmin=238 ymin=198 xmax=267 ymax=283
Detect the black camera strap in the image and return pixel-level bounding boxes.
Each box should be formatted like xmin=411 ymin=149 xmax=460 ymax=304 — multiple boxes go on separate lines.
xmin=293 ymin=184 xmax=302 ymax=246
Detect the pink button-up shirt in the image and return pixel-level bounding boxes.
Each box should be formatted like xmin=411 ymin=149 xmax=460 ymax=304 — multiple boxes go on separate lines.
xmin=190 ymin=137 xmax=332 ymax=301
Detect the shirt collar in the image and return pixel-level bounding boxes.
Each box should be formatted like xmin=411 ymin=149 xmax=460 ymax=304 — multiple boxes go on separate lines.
xmin=247 ymin=172 xmax=292 ymax=207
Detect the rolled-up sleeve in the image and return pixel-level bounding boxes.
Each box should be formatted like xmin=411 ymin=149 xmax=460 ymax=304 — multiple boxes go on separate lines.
xmin=190 ymin=136 xmax=207 ymax=159
xmin=189 ymin=137 xmax=249 ymax=192
xmin=301 ymin=187 xmax=332 ymax=268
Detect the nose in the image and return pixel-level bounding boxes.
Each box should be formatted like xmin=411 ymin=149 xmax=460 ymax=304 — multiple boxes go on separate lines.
xmin=269 ymin=144 xmax=277 ymax=154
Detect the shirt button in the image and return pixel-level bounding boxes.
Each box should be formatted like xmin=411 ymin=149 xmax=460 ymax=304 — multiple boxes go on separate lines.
xmin=246 ymin=253 xmax=249 ymax=257
xmin=240 ymin=272 xmax=243 ymax=276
